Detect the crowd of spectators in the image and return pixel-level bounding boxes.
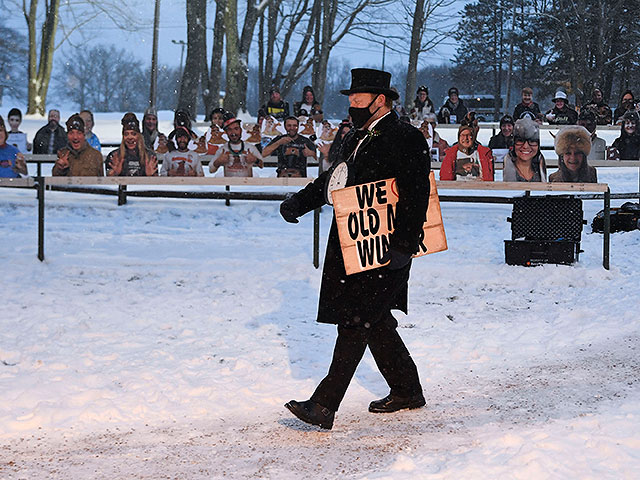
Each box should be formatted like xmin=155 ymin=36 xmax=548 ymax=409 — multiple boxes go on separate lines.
xmin=4 ymin=82 xmax=640 ymax=183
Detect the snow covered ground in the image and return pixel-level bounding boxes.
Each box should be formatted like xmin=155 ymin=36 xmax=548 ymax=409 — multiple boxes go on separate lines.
xmin=1 ymin=113 xmax=640 ymax=479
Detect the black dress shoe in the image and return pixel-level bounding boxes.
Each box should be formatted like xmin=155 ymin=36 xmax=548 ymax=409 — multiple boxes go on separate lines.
xmin=284 ymin=399 xmax=335 ymax=430
xmin=368 ymin=393 xmax=426 ymax=413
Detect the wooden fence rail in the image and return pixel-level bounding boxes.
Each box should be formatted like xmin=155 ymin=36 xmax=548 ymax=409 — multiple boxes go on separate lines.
xmin=1 ymin=177 xmax=616 ymax=269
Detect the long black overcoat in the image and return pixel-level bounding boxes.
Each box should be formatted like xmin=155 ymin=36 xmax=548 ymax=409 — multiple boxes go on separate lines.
xmin=292 ymin=113 xmax=431 ymax=326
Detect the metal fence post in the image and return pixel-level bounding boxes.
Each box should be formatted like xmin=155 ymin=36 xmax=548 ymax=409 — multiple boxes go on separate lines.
xmin=603 ymin=187 xmax=610 ymax=270
xmin=117 ymin=185 xmax=127 ymax=206
xmin=37 ymin=176 xmax=45 ymax=261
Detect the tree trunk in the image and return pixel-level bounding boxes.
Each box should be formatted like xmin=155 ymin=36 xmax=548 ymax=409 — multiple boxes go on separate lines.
xmin=225 ymin=0 xmax=269 ymax=115
xmin=178 ymin=0 xmax=208 ymax=118
xmin=223 ymin=0 xmax=242 ymax=114
xmin=208 ymin=0 xmax=226 ymax=112
xmin=262 ymin=0 xmax=280 ymax=103
xmin=405 ymin=0 xmax=424 ymax=111
xmin=207 ymin=0 xmax=227 ymax=114
xmin=25 ymin=0 xmax=61 ymax=116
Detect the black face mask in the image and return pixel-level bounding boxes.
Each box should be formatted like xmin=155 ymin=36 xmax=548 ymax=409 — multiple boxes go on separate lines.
xmin=349 ymin=95 xmax=381 ymax=129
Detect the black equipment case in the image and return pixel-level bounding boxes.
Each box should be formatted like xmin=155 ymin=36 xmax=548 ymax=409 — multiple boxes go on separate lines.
xmin=505 ymin=196 xmax=585 ymax=266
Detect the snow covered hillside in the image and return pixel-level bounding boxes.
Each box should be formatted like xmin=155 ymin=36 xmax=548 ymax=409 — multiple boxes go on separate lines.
xmin=1 ymin=118 xmax=639 ymax=478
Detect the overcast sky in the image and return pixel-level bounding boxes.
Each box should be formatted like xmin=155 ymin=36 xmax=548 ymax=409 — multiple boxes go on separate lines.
xmin=6 ymin=0 xmax=464 ymax=71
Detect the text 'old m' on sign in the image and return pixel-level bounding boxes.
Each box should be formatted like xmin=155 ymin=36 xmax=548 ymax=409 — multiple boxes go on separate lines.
xmin=332 ymin=171 xmax=447 ymax=275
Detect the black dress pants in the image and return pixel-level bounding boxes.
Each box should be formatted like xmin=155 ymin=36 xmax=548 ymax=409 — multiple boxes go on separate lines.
xmin=310 ymin=312 xmax=422 ymax=412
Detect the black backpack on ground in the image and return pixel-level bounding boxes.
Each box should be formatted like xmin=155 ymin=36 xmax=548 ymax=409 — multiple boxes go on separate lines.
xmin=592 ymin=202 xmax=640 ymax=233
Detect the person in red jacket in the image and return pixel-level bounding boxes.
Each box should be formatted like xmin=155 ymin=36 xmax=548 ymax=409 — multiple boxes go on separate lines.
xmin=439 ymin=124 xmax=494 ymax=181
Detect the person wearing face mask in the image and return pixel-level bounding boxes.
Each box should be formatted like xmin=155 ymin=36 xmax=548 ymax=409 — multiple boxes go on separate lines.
xmin=613 ymin=90 xmax=637 ymax=125
xmin=550 ymin=126 xmax=598 ymax=183
xmin=262 ymin=116 xmax=316 ymax=177
xmin=33 ymin=109 xmax=67 ymax=154
xmin=52 ymin=114 xmax=104 ymax=176
xmin=502 ymin=118 xmax=547 ymax=182
xmin=610 ymin=111 xmax=640 ymax=160
xmin=106 ymin=113 xmax=158 ymax=176
xmin=278 ymin=68 xmax=430 ymax=430
xmin=440 ymin=124 xmax=494 ymax=181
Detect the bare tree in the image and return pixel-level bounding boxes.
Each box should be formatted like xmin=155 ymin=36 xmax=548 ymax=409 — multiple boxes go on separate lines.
xmin=257 ymin=0 xmax=391 ymax=108
xmin=537 ymin=0 xmax=640 ymax=105
xmin=177 ymin=0 xmax=209 ymax=117
xmin=224 ymin=0 xmax=272 ymax=115
xmin=207 ymin=0 xmax=227 ymax=112
xmin=12 ymin=0 xmax=144 ymax=115
xmin=403 ymin=0 xmax=455 ymax=110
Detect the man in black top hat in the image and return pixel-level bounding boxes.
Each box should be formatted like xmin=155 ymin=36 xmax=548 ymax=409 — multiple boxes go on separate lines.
xmin=279 ymin=68 xmax=430 ymax=430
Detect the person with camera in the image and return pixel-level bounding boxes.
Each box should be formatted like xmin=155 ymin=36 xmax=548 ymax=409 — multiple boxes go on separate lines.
xmin=209 ymin=114 xmax=263 ymax=177
xmin=262 ymin=116 xmax=316 ymax=177
xmin=610 ymin=111 xmax=640 ymax=161
xmin=279 ymin=68 xmax=430 ymax=430
xmin=613 ymin=90 xmax=637 ymax=125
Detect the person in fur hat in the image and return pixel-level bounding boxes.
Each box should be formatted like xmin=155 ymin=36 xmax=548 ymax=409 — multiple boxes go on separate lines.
xmin=549 ymin=126 xmax=598 ymax=183
xmin=610 ymin=111 xmax=640 ymax=160
xmin=503 ymin=118 xmax=547 ymax=182
xmin=440 ymin=124 xmax=493 ymax=181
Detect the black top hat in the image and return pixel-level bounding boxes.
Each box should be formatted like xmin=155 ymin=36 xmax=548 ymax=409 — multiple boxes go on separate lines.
xmin=340 ymin=68 xmax=399 ymax=100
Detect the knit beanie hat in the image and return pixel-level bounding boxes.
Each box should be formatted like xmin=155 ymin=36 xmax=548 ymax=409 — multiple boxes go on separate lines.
xmin=121 ymin=112 xmax=140 ymax=133
xmin=66 ymin=114 xmax=85 ymax=133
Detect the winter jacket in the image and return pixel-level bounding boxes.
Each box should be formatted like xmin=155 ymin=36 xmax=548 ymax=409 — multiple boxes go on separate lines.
xmin=410 ymin=98 xmax=435 ymax=121
xmin=287 ymin=113 xmax=430 ymax=326
xmin=549 ymin=157 xmax=598 ymax=183
xmin=488 ymin=132 xmax=513 ymax=150
xmin=583 ymin=101 xmax=612 ymax=125
xmin=513 ymin=102 xmax=541 ymax=120
xmin=33 ymin=124 xmax=67 ymax=154
xmin=439 ymin=144 xmax=494 ymax=181
xmin=437 ymin=99 xmax=468 ymax=124
xmin=611 ymin=133 xmax=640 ymax=160
xmin=52 ymin=143 xmax=104 ymax=176
xmin=545 ymin=105 xmax=578 ymax=125
xmin=258 ymin=100 xmax=290 ymax=121
xmin=502 ymin=150 xmax=547 ymax=182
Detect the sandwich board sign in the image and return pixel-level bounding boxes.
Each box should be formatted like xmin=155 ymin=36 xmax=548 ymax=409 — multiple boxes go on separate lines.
xmin=332 ymin=171 xmax=447 ymax=275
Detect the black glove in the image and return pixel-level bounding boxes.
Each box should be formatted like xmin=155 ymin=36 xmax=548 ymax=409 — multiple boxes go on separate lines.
xmin=280 ymin=195 xmax=301 ymax=224
xmin=380 ymin=248 xmax=412 ymax=270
